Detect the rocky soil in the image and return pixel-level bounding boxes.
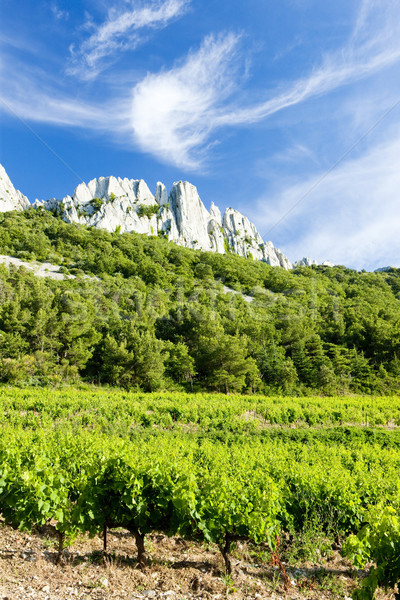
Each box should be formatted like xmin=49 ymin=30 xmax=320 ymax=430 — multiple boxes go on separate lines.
xmin=0 ymin=523 xmax=396 ymax=600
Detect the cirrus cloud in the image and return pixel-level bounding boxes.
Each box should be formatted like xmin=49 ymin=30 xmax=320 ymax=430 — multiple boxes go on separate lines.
xmin=247 ymin=129 xmax=400 ymax=270
xmin=68 ymin=0 xmax=190 ymax=80
xmin=131 ymin=32 xmax=241 ymax=169
xmin=130 ymin=0 xmax=400 ymax=169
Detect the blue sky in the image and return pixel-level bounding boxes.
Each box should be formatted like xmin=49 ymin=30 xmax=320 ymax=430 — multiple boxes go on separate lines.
xmin=1 ymin=0 xmax=400 ymax=270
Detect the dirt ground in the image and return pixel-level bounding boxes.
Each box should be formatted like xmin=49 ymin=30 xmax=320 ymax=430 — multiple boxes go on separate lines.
xmin=0 ymin=523 xmax=396 ymax=600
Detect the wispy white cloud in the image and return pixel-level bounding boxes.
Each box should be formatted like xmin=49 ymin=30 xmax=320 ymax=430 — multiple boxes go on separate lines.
xmin=50 ymin=4 xmax=69 ymax=21
xmin=221 ymin=1 xmax=400 ymax=126
xmin=68 ymin=0 xmax=189 ymax=80
xmin=0 ymin=58 xmax=129 ymax=133
xmin=2 ymin=0 xmax=400 ymax=185
xmin=217 ymin=47 xmax=400 ymax=127
xmin=130 ymin=0 xmax=400 ymax=169
xmin=249 ymin=131 xmax=400 ymax=270
xmin=0 ymin=32 xmax=45 ymax=56
xmin=131 ymin=32 xmax=241 ymax=168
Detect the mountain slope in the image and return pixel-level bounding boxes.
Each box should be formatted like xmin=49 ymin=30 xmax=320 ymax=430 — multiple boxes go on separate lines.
xmin=0 ymin=163 xmax=292 ymax=268
xmin=35 ymin=175 xmax=292 ymax=268
xmin=0 ymin=206 xmax=400 ymax=394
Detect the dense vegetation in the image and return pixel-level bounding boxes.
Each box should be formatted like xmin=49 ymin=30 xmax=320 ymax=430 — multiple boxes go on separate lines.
xmin=0 ymin=208 xmax=400 ymax=394
xmin=0 ymin=388 xmax=399 ymax=597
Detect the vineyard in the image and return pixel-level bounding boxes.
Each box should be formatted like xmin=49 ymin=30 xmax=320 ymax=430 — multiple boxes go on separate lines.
xmin=0 ymin=387 xmax=400 ymax=599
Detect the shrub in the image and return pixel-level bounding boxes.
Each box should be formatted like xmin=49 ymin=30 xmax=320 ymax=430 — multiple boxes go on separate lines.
xmin=89 ymin=197 xmax=103 ymax=211
xmin=137 ymin=204 xmax=159 ymax=219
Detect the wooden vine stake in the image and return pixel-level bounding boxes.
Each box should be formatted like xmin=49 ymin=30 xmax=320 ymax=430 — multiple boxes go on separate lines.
xmin=103 ymin=523 xmax=108 ymax=565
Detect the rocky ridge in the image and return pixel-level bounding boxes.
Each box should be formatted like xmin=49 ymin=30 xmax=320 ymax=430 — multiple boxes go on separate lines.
xmin=33 ymin=174 xmax=292 ymax=268
xmin=0 ymin=164 xmax=325 ymax=269
xmin=0 ymin=164 xmax=30 ymax=212
xmin=295 ymin=257 xmax=334 ymax=268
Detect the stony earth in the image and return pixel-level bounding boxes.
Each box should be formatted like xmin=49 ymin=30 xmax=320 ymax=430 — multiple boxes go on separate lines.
xmin=0 ymin=523 xmax=394 ymax=600
xmin=0 ymin=163 xmax=327 ymax=269
xmin=0 ymin=255 xmax=69 ymax=280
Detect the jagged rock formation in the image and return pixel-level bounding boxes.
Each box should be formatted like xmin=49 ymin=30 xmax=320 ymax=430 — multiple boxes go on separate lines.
xmin=295 ymin=257 xmax=334 ymax=268
xmin=0 ymin=164 xmax=30 ymax=212
xmin=0 ymin=164 xmax=344 ymax=270
xmin=4 ymin=164 xmax=349 ymax=270
xmin=32 ymin=173 xmax=293 ymax=269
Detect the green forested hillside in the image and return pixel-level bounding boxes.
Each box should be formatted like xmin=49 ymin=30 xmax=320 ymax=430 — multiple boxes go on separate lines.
xmin=0 ymin=208 xmax=399 ymax=394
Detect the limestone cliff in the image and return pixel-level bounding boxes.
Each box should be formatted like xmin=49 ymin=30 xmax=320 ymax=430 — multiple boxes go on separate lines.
xmin=1 ymin=164 xmax=292 ymax=269
xmin=34 ymin=174 xmax=292 ymax=268
xmin=0 ymin=164 xmax=30 ymax=212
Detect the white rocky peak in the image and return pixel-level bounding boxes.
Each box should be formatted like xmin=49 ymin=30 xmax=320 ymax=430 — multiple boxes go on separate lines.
xmin=155 ymin=182 xmax=169 ymax=206
xmin=73 ymin=182 xmax=93 ymax=205
xmin=210 ymin=202 xmax=222 ymax=226
xmin=74 ymin=176 xmax=155 ymax=206
xmin=207 ymin=203 xmax=225 ymax=253
xmin=169 ymin=181 xmax=215 ymax=250
xmin=224 ymin=208 xmax=263 ymax=254
xmin=295 ymin=257 xmax=335 ymax=268
xmin=268 ymin=245 xmax=293 ymax=270
xmin=0 ymin=164 xmax=30 ymax=212
xmin=39 ymin=172 xmax=293 ymax=268
xmin=0 ymin=163 xmax=300 ymax=269
xmin=295 ymin=257 xmax=318 ymax=267
xmin=222 ymin=207 xmax=291 ymax=268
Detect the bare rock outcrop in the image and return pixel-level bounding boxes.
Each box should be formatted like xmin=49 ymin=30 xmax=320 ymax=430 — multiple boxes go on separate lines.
xmin=0 ymin=164 xmax=30 ymax=212
xmin=0 ymin=163 xmax=296 ymax=269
